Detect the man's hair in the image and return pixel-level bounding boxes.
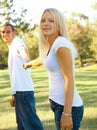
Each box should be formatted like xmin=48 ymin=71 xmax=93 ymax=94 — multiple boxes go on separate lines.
xmin=2 ymin=23 xmax=15 ymax=31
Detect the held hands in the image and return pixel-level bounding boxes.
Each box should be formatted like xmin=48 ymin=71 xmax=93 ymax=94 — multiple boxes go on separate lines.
xmin=23 ymin=57 xmax=42 ymax=69
xmin=60 ymin=113 xmax=73 ymax=130
xmin=23 ymin=62 xmax=32 ymax=69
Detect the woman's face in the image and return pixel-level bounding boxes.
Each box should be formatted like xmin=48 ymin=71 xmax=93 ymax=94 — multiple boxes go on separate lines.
xmin=41 ymin=11 xmax=58 ymax=37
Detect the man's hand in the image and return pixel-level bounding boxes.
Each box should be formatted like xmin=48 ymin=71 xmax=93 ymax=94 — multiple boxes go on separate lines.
xmin=10 ymin=95 xmax=15 ymax=107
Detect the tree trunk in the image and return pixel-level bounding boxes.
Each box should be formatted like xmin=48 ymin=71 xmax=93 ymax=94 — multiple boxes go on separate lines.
xmin=79 ymin=55 xmax=84 ymax=67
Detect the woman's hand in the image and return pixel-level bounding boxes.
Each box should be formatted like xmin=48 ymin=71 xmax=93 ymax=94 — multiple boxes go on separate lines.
xmin=60 ymin=114 xmax=73 ymax=130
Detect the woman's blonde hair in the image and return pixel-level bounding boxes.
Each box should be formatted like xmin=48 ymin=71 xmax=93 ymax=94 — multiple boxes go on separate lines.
xmin=39 ymin=8 xmax=77 ymax=59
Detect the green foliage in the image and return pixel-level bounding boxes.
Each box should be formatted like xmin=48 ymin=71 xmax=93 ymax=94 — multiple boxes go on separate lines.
xmin=0 ymin=38 xmax=8 ymax=69
xmin=67 ymin=13 xmax=95 ymax=66
xmin=90 ymin=21 xmax=97 ymax=60
xmin=0 ymin=0 xmax=33 ymax=35
xmin=23 ymin=25 xmax=39 ymax=59
xmin=73 ymin=24 xmax=93 ymax=58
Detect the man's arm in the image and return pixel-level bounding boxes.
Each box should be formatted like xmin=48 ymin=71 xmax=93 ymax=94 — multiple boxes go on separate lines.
xmin=18 ymin=46 xmax=30 ymax=63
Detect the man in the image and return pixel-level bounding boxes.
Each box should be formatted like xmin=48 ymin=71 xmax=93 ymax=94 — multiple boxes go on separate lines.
xmin=1 ymin=23 xmax=44 ymax=130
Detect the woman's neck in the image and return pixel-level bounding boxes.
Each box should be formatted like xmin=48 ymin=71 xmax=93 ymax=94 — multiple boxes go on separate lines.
xmin=46 ymin=35 xmax=59 ymax=47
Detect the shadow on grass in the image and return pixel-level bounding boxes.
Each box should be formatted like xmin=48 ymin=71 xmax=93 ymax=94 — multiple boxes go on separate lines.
xmin=0 ymin=116 xmax=97 ymax=130
xmin=0 ymin=128 xmax=16 ymax=130
xmin=76 ymin=83 xmax=97 ymax=107
xmin=43 ymin=117 xmax=97 ymax=130
xmin=0 ymin=72 xmax=9 ymax=80
xmin=75 ymin=72 xmax=97 ymax=81
xmin=81 ymin=116 xmax=97 ymax=130
xmin=2 ymin=114 xmax=96 ymax=130
xmin=0 ymin=93 xmax=10 ymax=98
xmin=0 ymin=71 xmax=10 ymax=89
xmin=43 ymin=119 xmax=56 ymax=130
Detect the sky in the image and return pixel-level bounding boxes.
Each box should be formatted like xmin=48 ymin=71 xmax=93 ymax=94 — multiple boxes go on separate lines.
xmin=14 ymin=0 xmax=97 ymax=24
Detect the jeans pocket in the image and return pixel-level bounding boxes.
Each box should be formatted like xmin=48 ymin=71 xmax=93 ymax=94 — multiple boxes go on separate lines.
xmin=72 ymin=106 xmax=84 ymax=127
xmin=49 ymin=99 xmax=55 ymax=112
xmin=49 ymin=99 xmax=63 ymax=113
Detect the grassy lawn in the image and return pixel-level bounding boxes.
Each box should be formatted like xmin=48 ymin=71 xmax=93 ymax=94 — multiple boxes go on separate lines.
xmin=0 ymin=64 xmax=97 ymax=130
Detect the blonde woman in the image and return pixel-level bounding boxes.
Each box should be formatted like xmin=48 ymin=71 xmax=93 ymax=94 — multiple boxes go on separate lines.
xmin=24 ymin=8 xmax=84 ymax=130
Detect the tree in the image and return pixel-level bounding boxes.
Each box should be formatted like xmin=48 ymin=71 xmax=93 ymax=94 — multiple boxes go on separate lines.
xmin=66 ymin=13 xmax=94 ymax=67
xmin=24 ymin=24 xmax=39 ymax=60
xmin=71 ymin=23 xmax=93 ymax=66
xmin=0 ymin=0 xmax=32 ymax=35
xmin=0 ymin=36 xmax=8 ymax=69
xmin=91 ymin=2 xmax=97 ymax=60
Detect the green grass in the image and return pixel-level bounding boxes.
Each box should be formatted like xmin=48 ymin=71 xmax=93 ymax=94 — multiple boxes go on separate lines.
xmin=0 ymin=64 xmax=97 ymax=130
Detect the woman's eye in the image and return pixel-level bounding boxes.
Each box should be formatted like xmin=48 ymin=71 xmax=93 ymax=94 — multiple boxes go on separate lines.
xmin=49 ymin=19 xmax=54 ymax=22
xmin=41 ymin=19 xmax=45 ymax=23
xmin=41 ymin=19 xmax=54 ymax=23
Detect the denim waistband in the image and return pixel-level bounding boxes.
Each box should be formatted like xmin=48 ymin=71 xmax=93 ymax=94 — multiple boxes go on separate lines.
xmin=16 ymin=91 xmax=34 ymax=94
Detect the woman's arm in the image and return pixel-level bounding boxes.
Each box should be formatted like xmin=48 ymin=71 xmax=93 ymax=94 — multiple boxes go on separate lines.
xmin=23 ymin=57 xmax=43 ymax=69
xmin=56 ymin=47 xmax=74 ymax=130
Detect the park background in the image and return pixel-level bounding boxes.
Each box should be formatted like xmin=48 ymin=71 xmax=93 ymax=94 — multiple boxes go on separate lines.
xmin=0 ymin=0 xmax=97 ymax=130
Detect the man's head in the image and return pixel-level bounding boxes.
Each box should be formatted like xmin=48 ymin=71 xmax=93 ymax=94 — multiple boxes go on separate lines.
xmin=1 ymin=23 xmax=16 ymax=45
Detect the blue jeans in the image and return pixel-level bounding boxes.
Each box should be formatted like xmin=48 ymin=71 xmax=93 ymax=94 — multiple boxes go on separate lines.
xmin=50 ymin=99 xmax=84 ymax=130
xmin=14 ymin=91 xmax=44 ymax=130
